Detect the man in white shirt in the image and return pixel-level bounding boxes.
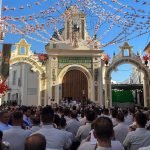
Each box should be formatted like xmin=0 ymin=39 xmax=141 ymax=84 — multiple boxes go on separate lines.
xmin=79 ymin=110 xmax=86 ymax=125
xmin=123 ymin=112 xmax=150 ymax=150
xmin=0 ymin=111 xmax=12 ymax=131
xmin=65 ymin=110 xmax=81 ymax=150
xmin=64 ymin=108 xmax=71 ymax=123
xmin=78 ymin=117 xmax=124 ymax=150
xmin=23 ymin=107 xmax=32 ymax=128
xmin=33 ymin=106 xmax=72 ymax=150
xmin=59 ymin=117 xmax=73 ymax=141
xmin=111 ymin=109 xmax=118 ymax=127
xmin=139 ymin=145 xmax=150 ymax=150
xmin=66 ymin=110 xmax=81 ymax=140
xmin=30 ymin=116 xmax=41 ymax=133
xmin=101 ymin=109 xmax=110 ymax=118
xmin=3 ymin=111 xmax=31 ymax=150
xmin=114 ymin=112 xmax=128 ymax=143
xmin=123 ymin=109 xmax=133 ymax=126
xmin=76 ymin=110 xmax=96 ymax=142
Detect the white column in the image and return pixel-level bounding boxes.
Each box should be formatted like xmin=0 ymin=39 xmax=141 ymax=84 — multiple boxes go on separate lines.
xmin=143 ymin=77 xmax=150 ymax=107
xmin=38 ymin=75 xmax=42 ymax=106
xmin=43 ymin=78 xmax=47 ymax=106
xmin=47 ymin=80 xmax=52 ymax=105
xmin=91 ymin=79 xmax=95 ymax=101
xmin=98 ymin=60 xmax=104 ymax=106
xmin=55 ymin=84 xmax=59 ymax=104
xmin=47 ymin=58 xmax=52 ymax=105
xmin=137 ymin=90 xmax=140 ymax=105
xmin=104 ymin=77 xmax=112 ymax=108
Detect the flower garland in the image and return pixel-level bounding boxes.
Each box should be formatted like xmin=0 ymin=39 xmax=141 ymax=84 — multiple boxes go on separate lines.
xmin=143 ymin=54 xmax=150 ymax=61
xmin=38 ymin=54 xmax=48 ymax=62
xmin=1 ymin=0 xmax=149 ymax=47
xmin=0 ymin=80 xmax=8 ymax=95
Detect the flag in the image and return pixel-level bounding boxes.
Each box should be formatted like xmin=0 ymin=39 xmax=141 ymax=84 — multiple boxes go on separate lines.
xmin=0 ymin=44 xmax=11 ymax=80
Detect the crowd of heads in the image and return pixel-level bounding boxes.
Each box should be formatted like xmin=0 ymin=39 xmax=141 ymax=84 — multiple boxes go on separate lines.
xmin=0 ymin=103 xmax=149 ymax=150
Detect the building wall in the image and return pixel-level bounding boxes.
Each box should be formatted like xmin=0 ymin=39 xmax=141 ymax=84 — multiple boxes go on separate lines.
xmin=5 ymin=63 xmax=39 ymax=106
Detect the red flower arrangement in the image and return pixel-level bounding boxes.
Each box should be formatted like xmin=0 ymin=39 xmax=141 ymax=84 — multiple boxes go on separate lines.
xmin=142 ymin=54 xmax=150 ymax=61
xmin=0 ymin=80 xmax=8 ymax=95
xmin=142 ymin=54 xmax=150 ymax=66
xmin=103 ymin=54 xmax=110 ymax=61
xmin=102 ymin=54 xmax=110 ymax=65
xmin=38 ymin=54 xmax=48 ymax=62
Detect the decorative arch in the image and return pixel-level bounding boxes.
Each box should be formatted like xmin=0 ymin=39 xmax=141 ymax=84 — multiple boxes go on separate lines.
xmin=57 ymin=64 xmax=94 ymax=101
xmin=58 ymin=64 xmax=93 ymax=83
xmin=10 ymin=56 xmax=45 ymax=76
xmin=104 ymin=42 xmax=150 ymax=108
xmin=106 ymin=58 xmax=149 ymax=78
xmin=9 ymin=39 xmax=47 ymax=106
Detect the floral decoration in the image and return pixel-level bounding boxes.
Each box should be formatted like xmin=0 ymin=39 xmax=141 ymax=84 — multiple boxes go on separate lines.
xmin=142 ymin=54 xmax=150 ymax=61
xmin=0 ymin=80 xmax=8 ymax=95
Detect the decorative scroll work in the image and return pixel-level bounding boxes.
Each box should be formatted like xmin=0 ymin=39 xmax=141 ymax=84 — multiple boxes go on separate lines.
xmin=10 ymin=57 xmax=45 ymax=74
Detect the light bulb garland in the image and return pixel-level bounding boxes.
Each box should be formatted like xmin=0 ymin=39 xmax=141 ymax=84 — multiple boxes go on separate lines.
xmin=0 ymin=0 xmax=149 ymax=47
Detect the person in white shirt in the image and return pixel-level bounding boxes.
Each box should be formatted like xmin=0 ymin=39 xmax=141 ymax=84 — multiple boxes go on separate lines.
xmin=66 ymin=110 xmax=81 ymax=140
xmin=101 ymin=109 xmax=110 ymax=118
xmin=145 ymin=111 xmax=150 ymax=130
xmin=33 ymin=106 xmax=72 ymax=150
xmin=123 ymin=109 xmax=133 ymax=126
xmin=0 ymin=111 xmax=12 ymax=131
xmin=123 ymin=112 xmax=150 ymax=150
xmin=78 ymin=116 xmax=124 ymax=150
xmin=64 ymin=108 xmax=71 ymax=123
xmin=25 ymin=133 xmax=46 ymax=150
xmin=66 ymin=110 xmax=81 ymax=150
xmin=114 ymin=112 xmax=128 ymax=143
xmin=138 ymin=145 xmax=150 ymax=150
xmin=59 ymin=117 xmax=73 ymax=141
xmin=23 ymin=107 xmax=32 ymax=128
xmin=76 ymin=110 xmax=96 ymax=142
xmin=30 ymin=116 xmax=41 ymax=133
xmin=3 ymin=111 xmax=31 ymax=150
xmin=79 ymin=110 xmax=86 ymax=125
xmin=111 ymin=109 xmax=118 ymax=127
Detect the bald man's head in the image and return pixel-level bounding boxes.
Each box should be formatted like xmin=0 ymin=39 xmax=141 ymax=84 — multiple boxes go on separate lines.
xmin=25 ymin=134 xmax=46 ymax=150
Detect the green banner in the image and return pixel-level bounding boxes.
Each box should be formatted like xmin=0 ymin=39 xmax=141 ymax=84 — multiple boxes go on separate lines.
xmin=112 ymin=90 xmax=134 ymax=103
xmin=0 ymin=44 xmax=12 ymax=79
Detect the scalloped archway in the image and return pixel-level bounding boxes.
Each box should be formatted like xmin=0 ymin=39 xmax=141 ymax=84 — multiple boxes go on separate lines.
xmin=104 ymin=42 xmax=150 ymax=108
xmin=9 ymin=39 xmax=47 ymax=106
xmin=56 ymin=64 xmax=94 ymax=103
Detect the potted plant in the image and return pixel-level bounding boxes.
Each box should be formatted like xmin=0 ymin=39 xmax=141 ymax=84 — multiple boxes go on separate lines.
xmin=102 ymin=54 xmax=110 ymax=65
xmin=0 ymin=80 xmax=8 ymax=95
xmin=143 ymin=54 xmax=150 ymax=66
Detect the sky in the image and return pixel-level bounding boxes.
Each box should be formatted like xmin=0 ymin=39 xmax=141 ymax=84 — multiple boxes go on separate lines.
xmin=0 ymin=0 xmax=150 ymax=82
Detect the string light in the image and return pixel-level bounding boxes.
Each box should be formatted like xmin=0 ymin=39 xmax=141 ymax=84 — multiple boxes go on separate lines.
xmin=1 ymin=0 xmax=149 ymax=47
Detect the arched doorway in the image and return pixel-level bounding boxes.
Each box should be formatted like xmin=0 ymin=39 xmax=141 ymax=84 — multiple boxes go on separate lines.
xmin=104 ymin=42 xmax=150 ymax=108
xmin=62 ymin=70 xmax=88 ymax=100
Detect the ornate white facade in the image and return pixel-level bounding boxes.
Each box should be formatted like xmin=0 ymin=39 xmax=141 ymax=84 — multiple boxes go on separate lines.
xmin=45 ymin=6 xmax=104 ymax=105
xmin=4 ymin=39 xmax=47 ymax=106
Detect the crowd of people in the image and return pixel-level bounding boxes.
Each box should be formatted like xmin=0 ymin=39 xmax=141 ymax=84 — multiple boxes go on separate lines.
xmin=0 ymin=103 xmax=150 ymax=150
